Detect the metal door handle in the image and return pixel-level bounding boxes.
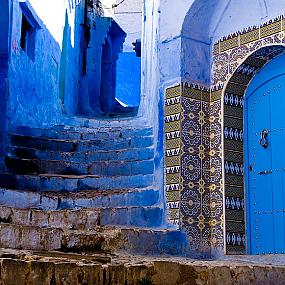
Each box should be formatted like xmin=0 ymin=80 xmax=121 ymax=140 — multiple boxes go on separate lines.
xmin=259 ymin=129 xmax=270 ymax=149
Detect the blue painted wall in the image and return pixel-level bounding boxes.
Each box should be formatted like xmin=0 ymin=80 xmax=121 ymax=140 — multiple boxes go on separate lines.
xmin=159 ymin=0 xmax=285 ymax=86
xmin=0 ymin=0 xmax=11 ymax=168
xmin=7 ymin=1 xmax=63 ymax=129
xmin=2 ymin=0 xmax=134 ymax=131
xmin=59 ymin=7 xmax=85 ymax=116
xmin=116 ymin=52 xmax=141 ymax=107
xmin=79 ymin=16 xmax=126 ymax=116
xmin=5 ymin=0 xmax=87 ymax=130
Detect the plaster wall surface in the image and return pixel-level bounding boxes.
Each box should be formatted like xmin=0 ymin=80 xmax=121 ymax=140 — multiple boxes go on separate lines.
xmin=113 ymin=0 xmax=143 ymax=52
xmin=140 ymin=0 xmax=164 ymax=198
xmin=112 ymin=0 xmax=142 ymax=107
xmin=23 ymin=0 xmax=115 ymax=47
xmin=159 ymin=0 xmax=285 ymax=85
xmin=116 ymin=53 xmax=141 ymax=107
xmin=7 ymin=0 xmax=86 ymax=129
xmin=8 ymin=2 xmax=62 ymax=128
xmin=0 ymin=0 xmax=10 ymax=167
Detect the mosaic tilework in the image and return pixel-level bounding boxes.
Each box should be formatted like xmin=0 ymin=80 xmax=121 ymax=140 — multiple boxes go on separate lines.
xmin=164 ymin=14 xmax=285 ymax=256
xmin=212 ymin=15 xmax=285 ymax=255
xmin=223 ymin=80 xmax=246 ymax=254
xmin=164 ymin=85 xmax=182 ymax=225
xmin=213 ymin=15 xmax=285 ymax=85
xmin=179 ymin=83 xmax=224 ymax=253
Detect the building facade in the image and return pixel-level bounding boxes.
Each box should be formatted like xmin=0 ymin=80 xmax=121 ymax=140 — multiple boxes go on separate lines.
xmin=1 ymin=0 xmax=285 ymax=261
xmin=161 ymin=0 xmax=285 ymax=258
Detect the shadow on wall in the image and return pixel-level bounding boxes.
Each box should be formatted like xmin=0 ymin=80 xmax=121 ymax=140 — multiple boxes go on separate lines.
xmin=59 ymin=8 xmax=81 ymax=115
xmin=181 ymin=0 xmax=218 ymax=84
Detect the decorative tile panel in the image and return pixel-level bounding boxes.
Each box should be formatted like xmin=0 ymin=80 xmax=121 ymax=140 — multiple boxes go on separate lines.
xmin=164 ymin=85 xmax=182 ymax=226
xmin=164 ymin=14 xmax=285 ymax=257
xmin=212 ymin=16 xmax=285 ymax=85
xmin=180 ymin=83 xmax=224 ymax=252
xmin=211 ymin=14 xmax=285 ymax=255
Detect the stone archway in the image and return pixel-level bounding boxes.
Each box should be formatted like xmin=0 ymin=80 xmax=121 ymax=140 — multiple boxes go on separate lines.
xmin=222 ymin=45 xmax=285 ymax=255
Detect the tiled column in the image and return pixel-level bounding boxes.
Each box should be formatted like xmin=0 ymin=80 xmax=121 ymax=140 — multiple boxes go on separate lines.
xmin=164 ymin=85 xmax=182 ymax=226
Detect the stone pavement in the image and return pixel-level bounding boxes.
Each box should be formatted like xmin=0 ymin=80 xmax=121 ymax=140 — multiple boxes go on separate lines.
xmin=0 ymin=249 xmax=284 ymax=284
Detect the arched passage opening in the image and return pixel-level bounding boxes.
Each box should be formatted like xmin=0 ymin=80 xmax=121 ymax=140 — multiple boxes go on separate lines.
xmin=223 ymin=45 xmax=285 ymax=255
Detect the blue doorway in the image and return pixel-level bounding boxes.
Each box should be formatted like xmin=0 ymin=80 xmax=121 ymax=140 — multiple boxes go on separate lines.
xmin=245 ymin=53 xmax=285 ymax=255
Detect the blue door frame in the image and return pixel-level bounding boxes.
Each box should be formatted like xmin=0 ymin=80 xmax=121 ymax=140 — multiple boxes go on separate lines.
xmin=244 ymin=53 xmax=285 ymax=255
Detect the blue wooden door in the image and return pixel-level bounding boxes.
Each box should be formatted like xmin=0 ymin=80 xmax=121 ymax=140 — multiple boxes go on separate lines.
xmin=245 ymin=54 xmax=285 ymax=255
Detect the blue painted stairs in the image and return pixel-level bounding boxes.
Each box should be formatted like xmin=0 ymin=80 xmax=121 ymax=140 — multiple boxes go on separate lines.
xmin=0 ymin=124 xmax=196 ymax=257
xmin=3 ymin=126 xmax=155 ymax=191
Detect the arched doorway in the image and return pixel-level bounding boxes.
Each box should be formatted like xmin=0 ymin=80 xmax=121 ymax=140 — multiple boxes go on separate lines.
xmin=223 ymin=45 xmax=285 ymax=255
xmin=245 ymin=53 xmax=285 ymax=254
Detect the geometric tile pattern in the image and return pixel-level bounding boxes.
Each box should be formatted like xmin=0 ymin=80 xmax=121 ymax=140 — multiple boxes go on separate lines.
xmin=164 ymin=85 xmax=182 ymax=226
xmin=164 ymin=14 xmax=285 ymax=256
xmin=213 ymin=15 xmax=285 ymax=85
xmin=212 ymin=15 xmax=285 ymax=255
xmin=180 ymin=83 xmax=224 ymax=253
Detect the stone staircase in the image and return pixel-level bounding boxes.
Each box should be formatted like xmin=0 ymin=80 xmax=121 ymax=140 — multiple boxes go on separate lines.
xmin=0 ymin=124 xmax=196 ymax=258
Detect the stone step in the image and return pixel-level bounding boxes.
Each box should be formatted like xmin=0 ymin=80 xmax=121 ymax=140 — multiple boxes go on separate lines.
xmin=0 ymin=205 xmax=99 ymax=230
xmin=0 ymin=249 xmax=283 ymax=285
xmin=0 ymin=223 xmax=194 ymax=256
xmin=0 ymin=204 xmax=164 ymax=228
xmin=0 ymin=188 xmax=160 ymax=210
xmin=16 ymin=125 xmax=153 ymax=140
xmin=0 ymin=173 xmax=154 ymax=191
xmin=5 ymin=156 xmax=154 ymax=176
xmin=35 ymin=124 xmax=152 ymax=133
xmin=10 ymin=135 xmax=153 ymax=152
xmin=0 ymin=223 xmax=121 ymax=252
xmin=61 ymin=114 xmax=149 ymax=128
xmin=9 ymin=146 xmax=154 ymax=163
xmin=99 ymin=205 xmax=164 ymax=228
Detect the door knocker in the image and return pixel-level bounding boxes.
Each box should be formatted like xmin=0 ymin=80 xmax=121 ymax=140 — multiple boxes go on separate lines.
xmin=259 ymin=129 xmax=270 ymax=149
